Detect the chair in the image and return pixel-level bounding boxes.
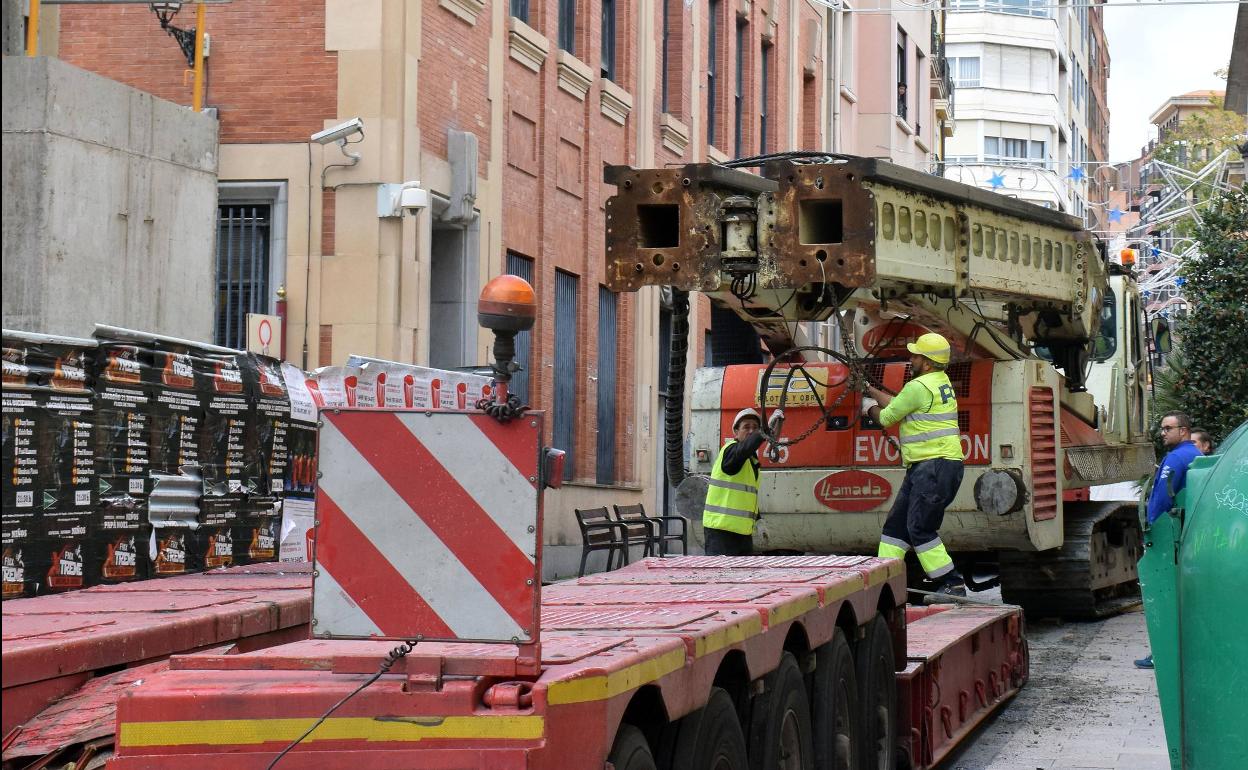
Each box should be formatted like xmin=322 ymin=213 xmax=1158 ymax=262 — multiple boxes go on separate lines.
xmin=574 ymin=507 xmax=627 ymax=577
xmin=612 ymin=504 xmax=658 ymax=564
xmin=614 ymin=503 xmax=689 ymax=558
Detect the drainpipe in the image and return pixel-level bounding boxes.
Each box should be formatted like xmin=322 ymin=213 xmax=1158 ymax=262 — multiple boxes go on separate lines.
xmin=828 ymin=5 xmax=843 ymax=152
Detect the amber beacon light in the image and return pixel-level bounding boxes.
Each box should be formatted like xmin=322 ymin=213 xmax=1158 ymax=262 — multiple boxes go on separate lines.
xmin=477 ymin=275 xmax=537 ymax=420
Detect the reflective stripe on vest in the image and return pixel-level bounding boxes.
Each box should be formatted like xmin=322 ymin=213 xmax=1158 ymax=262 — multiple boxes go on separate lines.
xmin=896 ymin=372 xmax=964 ymax=466
xmin=703 ymin=441 xmax=759 ymax=536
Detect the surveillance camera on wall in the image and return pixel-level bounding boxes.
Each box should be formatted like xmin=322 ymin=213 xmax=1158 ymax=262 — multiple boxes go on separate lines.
xmin=311 ymin=118 xmax=364 ymax=145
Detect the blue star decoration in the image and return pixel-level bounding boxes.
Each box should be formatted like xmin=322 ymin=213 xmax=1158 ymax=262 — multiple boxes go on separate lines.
xmin=1175 ymin=277 xmax=1186 ymax=288
xmin=1108 ymin=207 xmax=1124 ymax=224
xmin=1151 ymin=247 xmax=1161 ymax=257
xmin=988 ymin=172 xmax=1006 ymax=189
xmin=1068 ymin=166 xmax=1086 ymax=182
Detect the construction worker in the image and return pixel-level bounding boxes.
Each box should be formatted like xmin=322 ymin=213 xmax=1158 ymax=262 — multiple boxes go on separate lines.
xmin=860 ymin=332 xmax=967 ymax=595
xmin=702 ymin=408 xmax=775 ymax=557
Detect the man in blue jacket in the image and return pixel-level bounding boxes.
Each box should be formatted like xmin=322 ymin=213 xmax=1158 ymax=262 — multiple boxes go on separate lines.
xmin=1135 ymin=411 xmax=1203 ymax=669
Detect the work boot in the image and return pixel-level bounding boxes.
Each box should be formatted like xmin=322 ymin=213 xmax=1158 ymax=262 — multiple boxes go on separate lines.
xmin=1134 ymin=654 xmax=1154 ymax=670
xmin=934 ymin=577 xmax=967 ymax=597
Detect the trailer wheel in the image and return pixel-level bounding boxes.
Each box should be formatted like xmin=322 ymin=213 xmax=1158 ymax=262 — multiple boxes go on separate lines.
xmin=658 ymin=686 xmax=750 ymax=770
xmin=810 ymin=628 xmax=858 ymax=770
xmin=610 ymin=724 xmax=658 ymax=770
xmin=854 ymin=615 xmax=896 ymax=770
xmin=748 ymin=652 xmax=813 ymax=770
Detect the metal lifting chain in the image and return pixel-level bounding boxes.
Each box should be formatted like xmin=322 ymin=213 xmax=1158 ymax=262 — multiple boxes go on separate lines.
xmin=758 ymin=312 xmax=884 ymax=463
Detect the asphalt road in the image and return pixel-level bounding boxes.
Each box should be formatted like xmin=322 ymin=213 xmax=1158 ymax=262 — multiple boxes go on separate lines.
xmin=942 ymin=601 xmax=1172 ymax=770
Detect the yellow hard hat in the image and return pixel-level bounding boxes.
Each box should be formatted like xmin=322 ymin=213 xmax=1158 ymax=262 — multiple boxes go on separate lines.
xmin=906 ymin=332 xmax=952 ymax=365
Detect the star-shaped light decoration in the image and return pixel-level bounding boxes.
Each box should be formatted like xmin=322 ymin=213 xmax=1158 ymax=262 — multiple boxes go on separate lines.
xmin=1108 ymin=207 xmax=1124 ymax=224
xmin=987 ymin=172 xmax=1006 ymax=189
xmin=1151 ymin=247 xmax=1161 ymax=257
xmin=1175 ymin=277 xmax=1186 ymax=288
xmin=1068 ymin=166 xmax=1086 ymax=182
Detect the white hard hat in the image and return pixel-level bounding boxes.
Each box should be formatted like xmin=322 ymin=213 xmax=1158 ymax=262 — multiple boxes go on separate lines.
xmin=733 ymin=408 xmax=762 ymax=429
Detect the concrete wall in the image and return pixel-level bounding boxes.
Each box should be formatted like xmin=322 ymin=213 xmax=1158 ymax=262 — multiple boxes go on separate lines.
xmin=2 ymin=56 xmax=218 ymax=340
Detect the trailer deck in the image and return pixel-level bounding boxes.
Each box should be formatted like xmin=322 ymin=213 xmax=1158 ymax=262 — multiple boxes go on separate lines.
xmin=104 ymin=556 xmax=1027 ymax=769
xmin=2 ymin=561 xmax=313 ymax=764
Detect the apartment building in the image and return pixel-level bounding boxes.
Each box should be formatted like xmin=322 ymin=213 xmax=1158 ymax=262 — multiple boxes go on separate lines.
xmin=942 ymin=0 xmax=1105 ymax=222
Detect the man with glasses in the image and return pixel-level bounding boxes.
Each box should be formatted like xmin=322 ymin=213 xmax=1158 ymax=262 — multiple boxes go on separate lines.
xmin=1134 ymin=411 xmax=1202 ymax=669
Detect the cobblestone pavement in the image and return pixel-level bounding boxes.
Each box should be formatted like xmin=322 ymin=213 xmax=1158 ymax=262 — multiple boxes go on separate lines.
xmin=943 ymin=603 xmax=1171 ymax=770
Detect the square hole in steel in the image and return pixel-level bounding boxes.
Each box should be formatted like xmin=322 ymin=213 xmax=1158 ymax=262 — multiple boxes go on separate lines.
xmin=638 ymin=204 xmax=680 ymax=248
xmin=799 ymin=199 xmax=843 ymax=245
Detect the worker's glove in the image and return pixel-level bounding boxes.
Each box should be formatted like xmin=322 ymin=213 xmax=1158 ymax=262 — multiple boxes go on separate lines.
xmin=860 ymin=396 xmax=878 ymax=416
xmin=767 ymin=409 xmax=785 ymax=433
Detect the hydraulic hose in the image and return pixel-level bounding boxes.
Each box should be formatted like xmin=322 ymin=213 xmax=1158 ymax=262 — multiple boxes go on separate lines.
xmin=666 ymin=289 xmax=690 ymax=487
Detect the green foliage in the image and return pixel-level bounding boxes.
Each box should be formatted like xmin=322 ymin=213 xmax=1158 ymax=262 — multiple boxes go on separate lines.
xmin=1157 ymin=190 xmax=1248 ymax=444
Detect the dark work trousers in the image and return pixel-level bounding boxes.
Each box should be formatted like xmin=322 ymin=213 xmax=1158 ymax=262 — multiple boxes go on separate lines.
xmin=704 ymin=527 xmax=754 ymax=556
xmin=881 ymin=458 xmax=964 ymax=549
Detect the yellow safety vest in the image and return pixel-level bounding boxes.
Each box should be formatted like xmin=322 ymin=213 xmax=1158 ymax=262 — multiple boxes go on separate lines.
xmin=896 ymin=372 xmax=964 ymax=466
xmin=703 ymin=441 xmax=759 ymax=536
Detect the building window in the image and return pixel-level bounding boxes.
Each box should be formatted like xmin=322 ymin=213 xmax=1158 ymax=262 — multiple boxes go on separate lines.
xmin=554 ymin=270 xmax=579 ymax=480
xmin=951 ymin=56 xmax=980 ymax=88
xmin=734 ymin=20 xmax=746 ymax=157
xmin=601 ymin=0 xmax=617 ymax=81
xmin=510 ymin=0 xmax=529 ymax=23
xmin=505 ymin=252 xmax=535 ymax=404
xmin=984 ymin=136 xmax=1047 ymax=166
xmin=215 ymin=203 xmax=272 ymax=350
xmin=708 ymin=0 xmax=721 ymax=146
xmin=760 ymin=41 xmax=772 ymax=154
xmin=596 ymin=287 xmax=618 ymax=484
xmin=558 ymin=0 xmax=576 ymax=54
xmin=949 ymin=0 xmax=1049 ymax=17
xmin=897 ymin=29 xmax=908 ymax=121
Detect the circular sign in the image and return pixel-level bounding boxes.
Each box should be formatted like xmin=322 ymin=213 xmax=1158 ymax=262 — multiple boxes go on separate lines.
xmin=258 ymin=319 xmax=272 ymax=346
xmin=814 ymin=470 xmax=892 ymax=513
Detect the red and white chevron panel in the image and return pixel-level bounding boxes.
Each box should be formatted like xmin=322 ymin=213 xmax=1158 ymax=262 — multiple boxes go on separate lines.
xmin=311 ymin=410 xmax=542 ymax=642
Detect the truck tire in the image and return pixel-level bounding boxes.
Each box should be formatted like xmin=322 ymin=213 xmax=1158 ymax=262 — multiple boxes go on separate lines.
xmin=658 ymin=687 xmax=750 ymax=770
xmin=854 ymin=615 xmax=896 ymax=770
xmin=748 ymin=652 xmax=814 ymax=770
xmin=610 ymin=724 xmax=658 ymax=770
xmin=810 ymin=628 xmax=858 ymax=770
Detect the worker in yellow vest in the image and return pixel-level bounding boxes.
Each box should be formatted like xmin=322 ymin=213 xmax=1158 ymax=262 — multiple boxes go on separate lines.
xmin=702 ymin=408 xmax=773 ymax=556
xmin=860 ymin=332 xmax=967 ymax=595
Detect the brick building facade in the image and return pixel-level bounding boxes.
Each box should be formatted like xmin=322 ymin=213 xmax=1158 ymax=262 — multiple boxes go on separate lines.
xmin=47 ymin=0 xmax=940 ymax=575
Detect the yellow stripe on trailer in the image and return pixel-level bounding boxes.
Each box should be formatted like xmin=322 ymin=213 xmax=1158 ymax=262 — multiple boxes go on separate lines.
xmin=694 ymin=615 xmax=765 ymax=658
xmin=546 ymin=647 xmax=687 ymax=705
xmin=118 ymin=715 xmax=544 ymax=747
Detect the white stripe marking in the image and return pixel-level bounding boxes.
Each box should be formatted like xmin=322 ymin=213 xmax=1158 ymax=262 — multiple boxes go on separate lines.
xmin=312 ymin=563 xmax=384 ymax=637
xmin=397 ymin=413 xmax=537 ymax=557
xmin=318 ymin=420 xmax=527 ymax=641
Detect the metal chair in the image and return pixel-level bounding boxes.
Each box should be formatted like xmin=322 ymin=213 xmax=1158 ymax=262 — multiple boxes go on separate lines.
xmin=614 ymin=503 xmax=689 ymax=558
xmin=574 ymin=507 xmax=627 ymax=577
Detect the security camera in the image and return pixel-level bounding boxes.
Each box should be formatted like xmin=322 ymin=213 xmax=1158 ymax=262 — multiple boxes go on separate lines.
xmin=311 ymin=118 xmax=364 ymax=145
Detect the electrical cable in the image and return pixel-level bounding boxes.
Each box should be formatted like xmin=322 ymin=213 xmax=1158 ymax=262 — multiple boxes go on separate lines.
xmin=665 ymin=288 xmax=691 ymax=487
xmin=266 ymin=640 xmax=419 ymax=769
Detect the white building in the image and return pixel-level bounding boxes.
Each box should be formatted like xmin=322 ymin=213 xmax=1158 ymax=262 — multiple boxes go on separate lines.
xmin=941 ymin=0 xmax=1097 ymax=219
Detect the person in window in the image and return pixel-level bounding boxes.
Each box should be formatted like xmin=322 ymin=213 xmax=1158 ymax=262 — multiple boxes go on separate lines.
xmin=861 ymin=333 xmax=967 ymax=596
xmin=1134 ymin=411 xmax=1203 ymax=669
xmin=897 ymin=83 xmax=908 ymax=117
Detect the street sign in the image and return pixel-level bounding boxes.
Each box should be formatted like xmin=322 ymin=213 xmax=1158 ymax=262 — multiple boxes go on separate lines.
xmin=245 ymin=313 xmax=281 ymax=357
xmin=312 ymin=409 xmax=542 ymax=642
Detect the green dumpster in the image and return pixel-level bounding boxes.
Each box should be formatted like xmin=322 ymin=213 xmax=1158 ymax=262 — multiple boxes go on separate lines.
xmin=1138 ymin=420 xmax=1248 ymax=770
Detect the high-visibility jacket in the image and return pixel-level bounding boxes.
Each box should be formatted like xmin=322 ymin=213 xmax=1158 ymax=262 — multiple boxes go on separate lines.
xmin=702 ymin=441 xmax=760 ymax=536
xmin=879 ymin=371 xmax=964 ymax=467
